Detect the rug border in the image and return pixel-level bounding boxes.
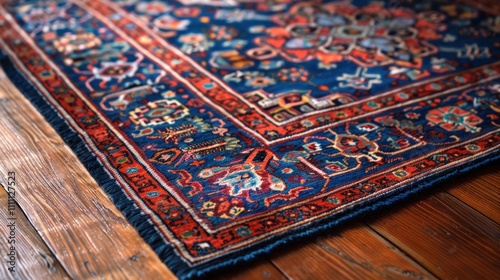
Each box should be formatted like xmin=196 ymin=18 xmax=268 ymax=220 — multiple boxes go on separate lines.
xmin=1 ymin=50 xmax=499 ymax=280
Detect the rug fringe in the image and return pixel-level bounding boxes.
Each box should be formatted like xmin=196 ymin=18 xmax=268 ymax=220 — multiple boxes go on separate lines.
xmin=1 ymin=50 xmax=499 ymax=279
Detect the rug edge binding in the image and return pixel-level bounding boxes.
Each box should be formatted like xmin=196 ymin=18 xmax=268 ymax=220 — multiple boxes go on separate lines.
xmin=1 ymin=51 xmax=498 ymax=280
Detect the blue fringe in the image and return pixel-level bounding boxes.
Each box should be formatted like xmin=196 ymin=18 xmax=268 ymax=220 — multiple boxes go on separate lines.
xmin=0 ymin=51 xmax=189 ymax=277
xmin=1 ymin=50 xmax=498 ymax=279
xmin=188 ymin=151 xmax=500 ymax=280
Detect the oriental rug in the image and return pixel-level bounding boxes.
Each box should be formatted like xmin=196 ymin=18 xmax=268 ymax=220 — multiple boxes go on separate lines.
xmin=0 ymin=0 xmax=499 ymax=278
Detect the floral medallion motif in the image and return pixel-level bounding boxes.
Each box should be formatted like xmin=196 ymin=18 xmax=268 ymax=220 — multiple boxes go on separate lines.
xmin=426 ymin=106 xmax=483 ymax=133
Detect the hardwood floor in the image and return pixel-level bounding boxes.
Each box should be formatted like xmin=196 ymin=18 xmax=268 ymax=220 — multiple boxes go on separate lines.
xmin=0 ymin=69 xmax=175 ymax=280
xmin=0 ymin=68 xmax=498 ymax=279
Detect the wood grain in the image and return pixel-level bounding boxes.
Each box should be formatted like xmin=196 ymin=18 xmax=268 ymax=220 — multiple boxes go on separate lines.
xmin=1 ymin=61 xmax=499 ymax=279
xmin=271 ymin=223 xmax=435 ymax=280
xmin=444 ymin=165 xmax=500 ymax=224
xmin=369 ymin=192 xmax=500 ymax=279
xmin=0 ymin=70 xmax=176 ymax=279
xmin=0 ymin=186 xmax=70 ymax=280
xmin=213 ymin=260 xmax=286 ymax=280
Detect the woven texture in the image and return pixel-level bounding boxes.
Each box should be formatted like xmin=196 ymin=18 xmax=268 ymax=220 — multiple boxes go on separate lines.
xmin=0 ymin=0 xmax=499 ymax=278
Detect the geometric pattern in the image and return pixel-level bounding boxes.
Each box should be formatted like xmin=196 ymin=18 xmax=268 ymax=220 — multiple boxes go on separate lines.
xmin=0 ymin=0 xmax=499 ymax=279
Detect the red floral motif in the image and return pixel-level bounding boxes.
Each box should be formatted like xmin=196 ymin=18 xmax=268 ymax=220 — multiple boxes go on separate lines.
xmin=256 ymin=2 xmax=442 ymax=67
xmin=201 ymin=196 xmax=245 ymax=219
xmin=426 ymin=106 xmax=483 ymax=133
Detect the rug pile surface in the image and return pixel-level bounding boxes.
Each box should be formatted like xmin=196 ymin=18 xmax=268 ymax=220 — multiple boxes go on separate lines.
xmin=0 ymin=0 xmax=499 ymax=278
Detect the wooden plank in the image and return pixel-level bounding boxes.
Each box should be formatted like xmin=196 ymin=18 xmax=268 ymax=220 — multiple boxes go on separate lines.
xmin=271 ymin=223 xmax=435 ymax=280
xmin=214 ymin=260 xmax=286 ymax=280
xmin=444 ymin=166 xmax=500 ymax=224
xmin=369 ymin=192 xmax=500 ymax=279
xmin=0 ymin=70 xmax=176 ymax=279
xmin=0 ymin=186 xmax=70 ymax=280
